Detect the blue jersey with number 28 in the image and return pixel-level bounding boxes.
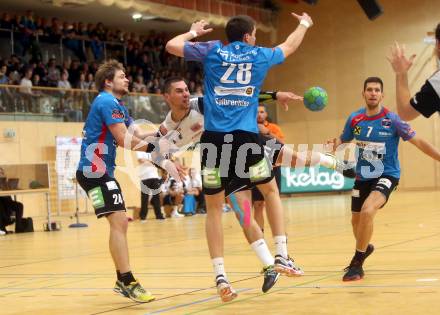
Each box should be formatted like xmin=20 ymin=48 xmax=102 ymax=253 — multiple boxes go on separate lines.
xmin=184 ymin=40 xmax=284 ymax=133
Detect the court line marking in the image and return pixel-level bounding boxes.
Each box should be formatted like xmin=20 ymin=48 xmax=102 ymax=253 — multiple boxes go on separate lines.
xmin=144 ymin=288 xmax=253 ymax=315
xmin=87 ymin=275 xmax=260 ymax=315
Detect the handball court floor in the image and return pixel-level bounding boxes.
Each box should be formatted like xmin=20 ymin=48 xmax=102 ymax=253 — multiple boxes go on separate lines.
xmin=2 ymin=190 xmax=440 ymax=315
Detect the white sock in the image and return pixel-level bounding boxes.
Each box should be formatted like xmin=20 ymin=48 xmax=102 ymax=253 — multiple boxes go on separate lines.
xmin=212 ymin=257 xmax=226 ymax=279
xmin=319 ymin=153 xmax=336 ymax=169
xmin=274 ymin=235 xmax=288 ymax=258
xmin=251 ymin=239 xmax=274 ymax=267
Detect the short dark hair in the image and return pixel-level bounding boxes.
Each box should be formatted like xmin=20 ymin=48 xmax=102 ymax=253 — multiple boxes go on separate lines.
xmin=95 ymin=59 xmax=124 ymax=91
xmin=436 ymin=23 xmax=440 ymax=41
xmin=363 ymin=77 xmax=383 ymax=91
xmin=225 ymin=15 xmax=256 ymax=43
xmin=163 ymin=76 xmax=186 ymax=94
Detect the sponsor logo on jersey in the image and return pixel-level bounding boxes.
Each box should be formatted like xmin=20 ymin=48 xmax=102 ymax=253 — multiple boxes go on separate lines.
xmin=354 ymin=125 xmax=362 ymax=135
xmin=215 ymin=98 xmax=250 ymax=107
xmin=214 ymin=85 xmax=255 ymax=97
xmin=378 ymin=131 xmax=392 ymax=136
xmin=111 ymin=109 xmax=125 ymax=119
xmin=381 ymin=118 xmax=392 ymax=128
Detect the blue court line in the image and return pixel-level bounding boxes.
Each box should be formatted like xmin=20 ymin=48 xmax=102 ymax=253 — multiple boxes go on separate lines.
xmin=144 ymin=288 xmax=253 ymax=315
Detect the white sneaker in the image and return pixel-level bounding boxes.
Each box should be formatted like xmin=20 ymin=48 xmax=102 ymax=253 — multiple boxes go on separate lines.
xmin=171 ymin=210 xmax=184 ymax=218
xmin=140 ymin=220 xmax=147 ymax=224
xmin=0 ymin=230 xmax=6 ymax=236
xmin=216 ymin=276 xmax=237 ymax=302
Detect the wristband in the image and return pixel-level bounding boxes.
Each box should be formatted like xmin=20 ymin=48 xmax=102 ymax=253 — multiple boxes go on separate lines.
xmin=299 ymin=20 xmax=311 ymax=29
xmin=189 ymin=30 xmax=198 ymax=39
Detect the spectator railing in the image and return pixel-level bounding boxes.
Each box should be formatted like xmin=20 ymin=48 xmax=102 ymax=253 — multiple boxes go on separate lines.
xmin=0 ymin=84 xmax=168 ymax=123
xmin=0 ymin=28 xmax=127 ymax=65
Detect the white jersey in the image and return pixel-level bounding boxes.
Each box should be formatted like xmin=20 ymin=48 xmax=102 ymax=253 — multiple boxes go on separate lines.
xmin=159 ymin=98 xmax=204 ymax=150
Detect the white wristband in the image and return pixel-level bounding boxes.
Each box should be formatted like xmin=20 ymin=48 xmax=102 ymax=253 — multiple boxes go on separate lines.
xmin=299 ymin=20 xmax=311 ymax=29
xmin=189 ymin=30 xmax=198 ymax=39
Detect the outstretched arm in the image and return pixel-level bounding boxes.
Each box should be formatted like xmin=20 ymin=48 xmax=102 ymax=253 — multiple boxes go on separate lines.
xmin=277 ymin=12 xmax=313 ymax=58
xmin=165 ymin=20 xmax=213 ymax=57
xmin=408 ymin=135 xmax=440 ymax=162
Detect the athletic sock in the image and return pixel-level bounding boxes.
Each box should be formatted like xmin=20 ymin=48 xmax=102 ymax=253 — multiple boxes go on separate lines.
xmin=274 ymin=235 xmax=288 ymax=259
xmin=250 ymin=239 xmax=274 ymax=267
xmin=212 ymin=257 xmax=226 ymax=280
xmin=120 ymin=271 xmax=136 ymax=286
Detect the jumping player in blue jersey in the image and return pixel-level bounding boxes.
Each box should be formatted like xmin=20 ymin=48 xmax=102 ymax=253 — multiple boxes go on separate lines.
xmin=76 ymin=60 xmax=181 ymax=303
xmin=327 ymin=77 xmax=440 ymax=282
xmin=166 ymin=13 xmax=314 ymax=301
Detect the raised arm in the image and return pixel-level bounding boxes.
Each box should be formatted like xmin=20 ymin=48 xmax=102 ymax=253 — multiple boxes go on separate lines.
xmin=387 ymin=42 xmax=419 ymax=120
xmin=165 ymin=20 xmax=213 ymax=57
xmin=277 ymin=12 xmax=313 ymax=58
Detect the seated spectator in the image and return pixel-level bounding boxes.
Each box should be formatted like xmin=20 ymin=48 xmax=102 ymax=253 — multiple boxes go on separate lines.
xmin=0 ymin=196 xmax=24 ymax=233
xmin=182 ymin=168 xmax=202 ymax=216
xmin=162 ymin=178 xmax=184 ymax=218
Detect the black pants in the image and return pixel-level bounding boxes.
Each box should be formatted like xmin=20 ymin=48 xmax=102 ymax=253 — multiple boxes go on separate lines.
xmin=140 ymin=178 xmax=163 ymax=219
xmin=0 ymin=196 xmax=24 ymax=232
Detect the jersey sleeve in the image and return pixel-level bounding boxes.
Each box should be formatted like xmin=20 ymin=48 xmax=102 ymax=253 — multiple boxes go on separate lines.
xmin=389 ymin=112 xmax=416 ymax=141
xmin=260 ymin=47 xmax=285 ymax=68
xmin=100 ymin=99 xmax=126 ymax=126
xmin=183 ymin=40 xmax=219 ymax=62
xmin=340 ymin=115 xmax=354 ymax=142
xmin=410 ymin=73 xmax=440 ymax=118
xmin=189 ymin=97 xmax=203 ymax=114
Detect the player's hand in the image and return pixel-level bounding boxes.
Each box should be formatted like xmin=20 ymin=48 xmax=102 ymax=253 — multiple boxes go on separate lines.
xmin=161 ymin=159 xmax=185 ymax=182
xmin=276 ymin=91 xmax=303 ymax=111
xmin=190 ymin=20 xmax=213 ymax=37
xmin=325 ymin=137 xmax=341 ymax=152
xmin=291 ymin=12 xmax=313 ymax=28
xmin=387 ymin=42 xmax=416 ymax=75
xmin=258 ymin=123 xmax=270 ymax=135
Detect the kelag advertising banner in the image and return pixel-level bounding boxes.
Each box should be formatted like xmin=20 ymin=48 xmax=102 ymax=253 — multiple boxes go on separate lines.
xmin=280 ymin=166 xmax=355 ymax=194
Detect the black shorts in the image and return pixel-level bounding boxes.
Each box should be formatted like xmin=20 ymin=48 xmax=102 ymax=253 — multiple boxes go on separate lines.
xmin=76 ymin=171 xmax=126 ymax=218
xmin=351 ymin=175 xmax=399 ymax=212
xmin=200 ymin=130 xmax=274 ymax=195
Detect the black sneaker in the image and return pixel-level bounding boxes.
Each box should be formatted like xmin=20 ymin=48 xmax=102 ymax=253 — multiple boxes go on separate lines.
xmin=261 ymin=265 xmax=279 ymax=293
xmin=343 ymin=244 xmax=374 ymax=271
xmin=342 ymin=261 xmax=364 ymax=282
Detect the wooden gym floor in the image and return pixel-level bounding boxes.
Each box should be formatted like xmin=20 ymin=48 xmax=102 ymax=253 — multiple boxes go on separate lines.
xmin=1 ymin=190 xmax=440 ymax=315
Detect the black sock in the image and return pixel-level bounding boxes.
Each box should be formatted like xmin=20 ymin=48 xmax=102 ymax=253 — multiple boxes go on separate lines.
xmin=120 ymin=271 xmax=136 ymax=286
xmin=116 ymin=270 xmax=121 ymax=281
xmin=353 ymin=250 xmax=366 ymax=264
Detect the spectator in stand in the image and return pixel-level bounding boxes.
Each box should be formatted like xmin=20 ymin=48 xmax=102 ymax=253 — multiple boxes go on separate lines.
xmin=47 ymin=58 xmax=60 ymax=87
xmin=19 ymin=68 xmax=37 ymax=112
xmin=133 ymin=75 xmax=146 ymax=93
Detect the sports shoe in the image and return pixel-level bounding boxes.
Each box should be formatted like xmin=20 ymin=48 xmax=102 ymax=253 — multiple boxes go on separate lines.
xmin=343 ymin=244 xmax=374 ymax=271
xmin=171 ymin=210 xmax=184 ymax=218
xmin=261 ymin=265 xmax=279 ymax=293
xmin=216 ymin=275 xmax=237 ymax=302
xmin=113 ymin=280 xmax=155 ymax=303
xmin=274 ymin=255 xmax=304 ymax=277
xmin=342 ymin=261 xmax=364 ymax=281
xmin=0 ymin=230 xmax=6 ymax=236
xmin=326 ymin=153 xmax=356 ymax=179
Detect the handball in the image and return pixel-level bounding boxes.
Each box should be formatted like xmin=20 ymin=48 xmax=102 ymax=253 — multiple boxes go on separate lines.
xmin=304 ymin=86 xmax=328 ymax=111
